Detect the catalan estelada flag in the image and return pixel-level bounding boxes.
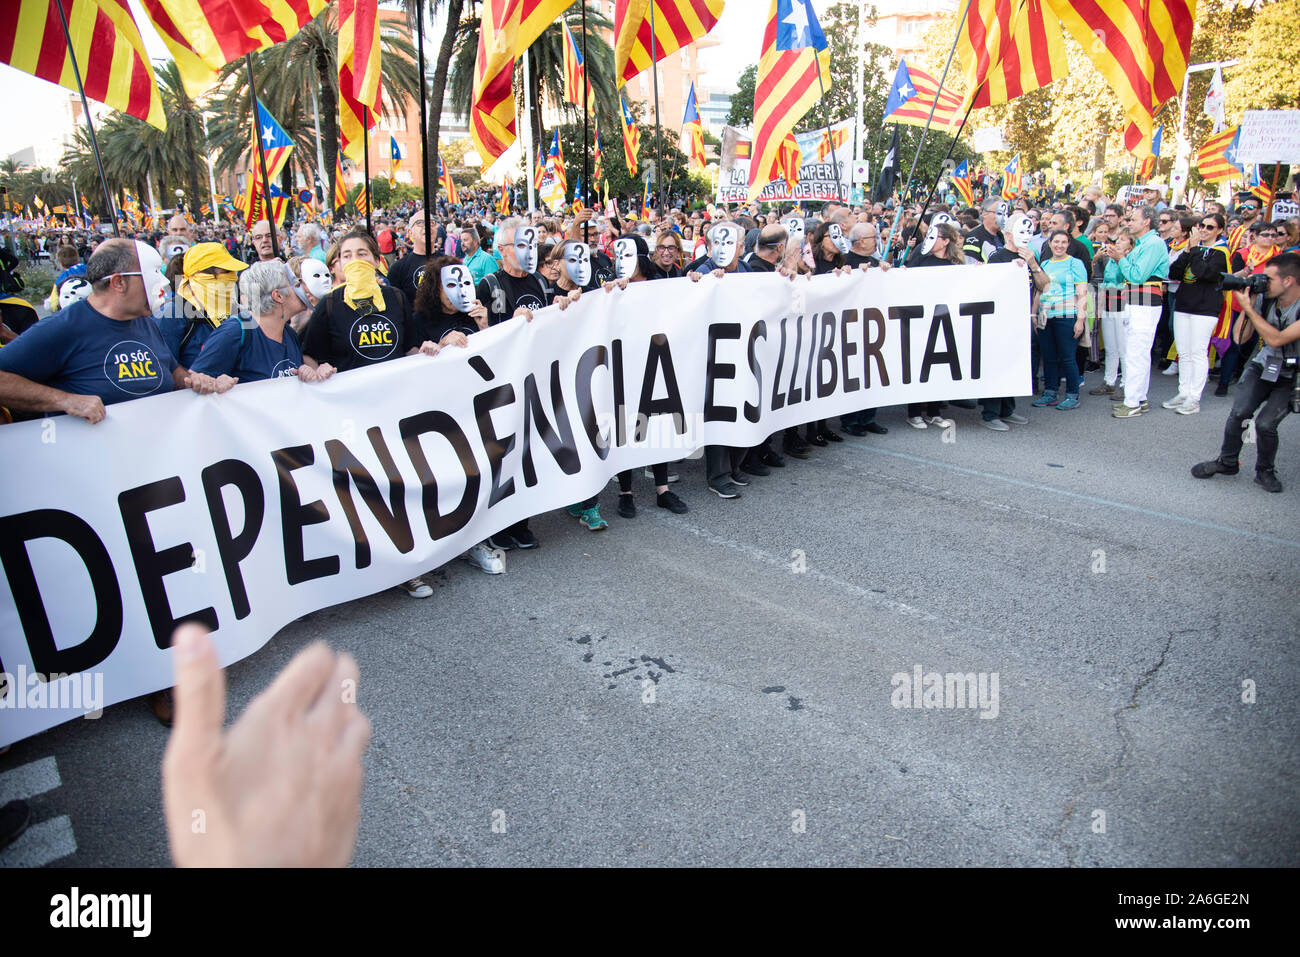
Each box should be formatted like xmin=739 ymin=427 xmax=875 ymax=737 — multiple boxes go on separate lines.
xmin=539 ymin=130 xmax=567 ymax=209
xmin=748 ymin=0 xmax=829 ymax=201
xmin=562 ymin=19 xmax=594 ymax=112
xmin=338 ymin=0 xmax=381 ymax=166
xmin=882 ymin=59 xmax=963 ymax=129
xmin=439 ymin=154 xmax=459 ymax=206
xmin=1137 ymin=123 xmax=1162 ymax=181
xmin=1001 ymin=154 xmax=1021 ymax=200
xmin=1050 ymin=0 xmax=1194 ymax=154
xmin=242 ymin=100 xmax=294 ymax=228
xmin=498 ymin=177 xmax=511 ymax=215
xmin=683 ymin=82 xmax=706 ymax=171
xmin=640 ymin=176 xmax=650 ymax=219
xmin=1248 ymin=166 xmax=1274 ymax=208
xmin=137 ymin=0 xmax=329 ymax=97
xmin=594 ymin=126 xmax=605 ymax=184
xmin=471 ymin=0 xmax=579 ymax=169
xmin=620 ymin=92 xmax=640 ymax=178
xmin=1196 ymin=125 xmax=1243 ymax=184
xmin=0 ymin=0 xmax=165 ymax=130
xmin=613 ymin=0 xmax=724 ymax=87
xmin=390 ymin=135 xmax=403 ymax=176
xmin=954 ymin=0 xmax=1065 ymax=111
xmin=950 ymin=159 xmax=974 ymax=206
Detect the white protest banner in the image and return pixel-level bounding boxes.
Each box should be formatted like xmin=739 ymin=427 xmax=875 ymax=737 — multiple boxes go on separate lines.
xmin=1270 ymin=199 xmax=1298 ymax=220
xmin=0 ymin=264 xmax=1030 ymax=745
xmin=1235 ymin=110 xmax=1300 ymax=165
xmin=973 ymin=127 xmax=1006 ymax=154
xmin=717 ymin=118 xmax=854 ymax=204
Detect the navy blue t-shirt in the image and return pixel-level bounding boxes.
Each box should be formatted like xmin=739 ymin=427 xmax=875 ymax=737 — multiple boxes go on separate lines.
xmin=190 ymin=316 xmax=304 ymax=383
xmin=153 ymin=292 xmax=216 ymax=368
xmin=0 ymin=297 xmax=176 ymax=405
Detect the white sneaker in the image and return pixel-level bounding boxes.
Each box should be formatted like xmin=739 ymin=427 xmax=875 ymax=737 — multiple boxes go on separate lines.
xmin=907 ymin=416 xmax=927 ymax=429
xmin=645 ymin=468 xmax=679 ymax=483
xmin=1176 ymin=399 xmax=1200 ymax=415
xmin=1161 ymin=394 xmax=1187 ymax=409
xmin=1161 ymin=362 xmax=1179 ymax=375
xmin=399 ymin=577 xmax=433 ymax=598
xmin=463 ymin=542 xmax=505 ymax=574
xmin=924 ymin=415 xmax=954 ymax=428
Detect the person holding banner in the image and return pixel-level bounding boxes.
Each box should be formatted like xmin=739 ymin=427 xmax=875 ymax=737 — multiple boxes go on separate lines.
xmin=0 ymin=239 xmax=186 ymax=425
xmin=905 ymin=222 xmax=963 ymax=430
xmin=184 ymin=261 xmax=336 ymax=393
xmin=301 ymin=230 xmax=433 ymax=597
xmin=155 ymin=243 xmax=247 ymax=368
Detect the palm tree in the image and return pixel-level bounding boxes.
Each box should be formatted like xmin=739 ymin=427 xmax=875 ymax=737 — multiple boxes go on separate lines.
xmin=448 ymin=3 xmax=619 ymax=167
xmin=401 ymin=0 xmax=465 ymax=203
xmin=208 ymin=7 xmax=422 ymax=210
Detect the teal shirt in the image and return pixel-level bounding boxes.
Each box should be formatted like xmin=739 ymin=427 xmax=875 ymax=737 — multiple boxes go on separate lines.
xmin=1041 ymin=256 xmax=1088 ymax=316
xmin=1115 ymin=229 xmax=1169 ymax=283
xmin=464 ymin=246 xmax=499 ymax=282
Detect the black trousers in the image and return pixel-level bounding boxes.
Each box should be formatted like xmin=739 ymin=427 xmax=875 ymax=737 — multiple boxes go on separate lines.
xmin=1218 ymin=362 xmax=1293 ymax=473
xmin=705 ymin=446 xmax=742 ymax=486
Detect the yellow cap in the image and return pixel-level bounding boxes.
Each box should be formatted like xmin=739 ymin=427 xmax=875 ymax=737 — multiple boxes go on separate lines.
xmin=183 ymin=242 xmax=246 ymax=277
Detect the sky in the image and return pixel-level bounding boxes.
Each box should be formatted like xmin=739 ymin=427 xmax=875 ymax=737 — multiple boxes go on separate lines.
xmin=0 ymin=0 xmax=825 ymax=165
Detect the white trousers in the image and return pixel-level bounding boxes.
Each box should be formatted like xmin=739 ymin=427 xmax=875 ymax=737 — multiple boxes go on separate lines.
xmin=1172 ymin=310 xmax=1216 ymax=402
xmin=1122 ymin=303 xmax=1161 ymax=406
xmin=1101 ymin=306 xmax=1128 ymax=387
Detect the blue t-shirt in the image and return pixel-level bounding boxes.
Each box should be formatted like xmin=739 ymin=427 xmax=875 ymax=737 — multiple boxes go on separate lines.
xmin=153 ymin=292 xmax=215 ymax=368
xmin=190 ymin=316 xmax=304 ymax=383
xmin=0 ymin=298 xmax=176 ymax=404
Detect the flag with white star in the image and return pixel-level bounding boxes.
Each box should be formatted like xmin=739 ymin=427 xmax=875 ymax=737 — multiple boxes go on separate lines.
xmin=775 ymin=0 xmax=826 ymax=52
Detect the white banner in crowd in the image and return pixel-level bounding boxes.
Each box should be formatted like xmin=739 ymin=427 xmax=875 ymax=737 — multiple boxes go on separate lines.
xmin=717 ymin=118 xmax=855 ymax=204
xmin=0 ymin=264 xmax=1030 ymax=745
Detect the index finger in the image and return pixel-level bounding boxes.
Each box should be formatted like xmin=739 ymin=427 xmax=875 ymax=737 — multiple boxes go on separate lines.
xmin=253 ymin=641 xmax=338 ymax=722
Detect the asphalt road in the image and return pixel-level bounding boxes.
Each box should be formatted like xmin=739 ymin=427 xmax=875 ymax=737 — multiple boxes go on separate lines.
xmin=4 ymin=367 xmax=1298 ymax=867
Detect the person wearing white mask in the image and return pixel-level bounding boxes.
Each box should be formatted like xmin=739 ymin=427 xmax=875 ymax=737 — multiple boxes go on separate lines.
xmin=981 ymin=213 xmax=1048 ymax=430
xmin=688 ymin=221 xmax=749 ymax=276
xmin=185 ymin=260 xmax=336 ymax=391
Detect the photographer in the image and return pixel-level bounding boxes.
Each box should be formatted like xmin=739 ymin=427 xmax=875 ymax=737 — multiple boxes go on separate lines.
xmin=1191 ymin=252 xmax=1300 ymax=493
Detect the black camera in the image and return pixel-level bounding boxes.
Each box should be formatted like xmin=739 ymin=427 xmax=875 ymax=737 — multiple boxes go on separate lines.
xmin=1220 ymin=272 xmax=1270 ymax=294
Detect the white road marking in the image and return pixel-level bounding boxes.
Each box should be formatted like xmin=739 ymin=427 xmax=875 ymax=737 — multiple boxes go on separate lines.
xmin=0 ymin=756 xmax=61 ymax=803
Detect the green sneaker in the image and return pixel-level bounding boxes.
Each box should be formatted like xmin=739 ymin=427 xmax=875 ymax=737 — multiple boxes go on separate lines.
xmin=567 ymin=504 xmax=584 ymax=518
xmin=1112 ymin=403 xmax=1146 ymax=418
xmin=579 ymin=506 xmax=608 ymax=531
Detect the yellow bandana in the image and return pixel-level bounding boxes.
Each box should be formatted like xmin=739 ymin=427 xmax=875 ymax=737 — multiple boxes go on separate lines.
xmin=342 ymin=260 xmax=385 ymax=312
xmin=180 ymin=271 xmax=239 ymax=325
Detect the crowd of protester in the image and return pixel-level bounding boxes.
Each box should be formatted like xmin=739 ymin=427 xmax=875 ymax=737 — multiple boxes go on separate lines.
xmin=0 ymin=181 xmax=1297 ymax=737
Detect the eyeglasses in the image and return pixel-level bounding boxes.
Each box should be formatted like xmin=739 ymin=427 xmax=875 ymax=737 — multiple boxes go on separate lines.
xmin=1199 ymin=222 xmax=1217 ymax=229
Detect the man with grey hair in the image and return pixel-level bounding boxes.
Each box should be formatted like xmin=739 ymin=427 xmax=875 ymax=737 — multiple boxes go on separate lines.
xmin=0 ymin=238 xmax=188 ymax=423
xmin=1103 ymin=204 xmax=1170 ymax=417
xmin=185 ymin=260 xmax=335 ymax=392
xmin=460 ymin=224 xmax=498 ymax=282
xmin=963 ymin=198 xmax=1005 ymax=262
xmin=249 ymin=219 xmax=283 ymax=262
xmin=845 ymin=222 xmax=882 ymax=267
xmin=296 ymin=222 xmax=326 ymax=263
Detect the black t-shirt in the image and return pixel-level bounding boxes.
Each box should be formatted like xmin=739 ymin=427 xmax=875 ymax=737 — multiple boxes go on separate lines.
xmin=386 ymin=251 xmax=430 ymax=304
xmin=744 ymin=252 xmax=777 ymax=272
xmin=844 ymin=251 xmax=880 ymax=268
xmin=302 ymin=286 xmax=415 ymax=372
xmin=913 ymin=253 xmax=956 ymax=267
xmin=812 ymin=253 xmax=842 ymax=275
xmin=475 ymin=270 xmax=549 ymax=326
xmin=591 ymin=252 xmax=617 ymax=286
xmin=412 ymin=303 xmax=479 ymax=345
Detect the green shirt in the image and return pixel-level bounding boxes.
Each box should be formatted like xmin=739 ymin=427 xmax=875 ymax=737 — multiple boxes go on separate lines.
xmin=1115 ymin=229 xmax=1169 ymax=283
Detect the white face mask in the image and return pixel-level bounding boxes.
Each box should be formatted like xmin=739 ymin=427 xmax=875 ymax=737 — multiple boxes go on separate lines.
xmin=134 ymin=240 xmax=169 ymax=311
xmin=827 ymin=223 xmax=850 ymax=255
xmin=785 ymin=217 xmax=805 ymax=247
xmin=440 ymin=264 xmax=476 ymax=313
xmin=563 ymin=242 xmax=592 ymax=286
xmin=58 ymin=277 xmax=91 ymax=310
xmin=709 ymin=223 xmax=741 ymax=268
xmin=613 ymin=238 xmax=639 ymax=279
xmin=161 ymin=238 xmax=190 ymax=261
xmin=300 ymin=258 xmax=332 ymax=299
xmin=513 ymin=226 xmax=539 ymax=273
xmin=994 ymin=201 xmax=1009 ymax=228
xmin=1007 ymin=213 xmax=1034 ymax=249
xmin=921 ymin=214 xmax=954 ymax=256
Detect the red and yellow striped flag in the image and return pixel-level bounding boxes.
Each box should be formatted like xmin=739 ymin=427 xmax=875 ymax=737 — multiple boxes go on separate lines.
xmin=1196 ymin=126 xmax=1242 ymax=183
xmin=137 ymin=0 xmax=329 ymax=96
xmin=498 ymin=177 xmax=511 ymax=215
xmin=338 ymin=0 xmax=381 ymax=166
xmin=471 ymin=0 xmax=578 ymax=169
xmin=439 ymin=154 xmax=460 ymax=206
xmin=954 ymin=0 xmax=1065 ymax=111
xmin=775 ymin=134 xmax=801 ymax=188
xmin=748 ymin=0 xmax=828 ymax=201
xmin=881 ymin=62 xmax=964 ymax=129
xmin=334 ymin=153 xmax=349 ymax=209
xmin=613 ymin=0 xmax=724 ymax=87
xmin=1049 ymin=0 xmax=1195 ymax=154
xmin=619 ymin=92 xmax=640 ymax=177
xmin=0 ymin=0 xmax=165 ymax=129
xmin=562 ymin=19 xmax=594 ymax=112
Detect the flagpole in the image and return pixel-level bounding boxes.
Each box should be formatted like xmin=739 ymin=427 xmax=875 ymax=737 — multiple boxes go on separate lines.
xmin=648 ymin=1 xmax=663 ymax=214
xmin=201 ymin=111 xmax=221 ymax=227
xmin=413 ymin=3 xmax=433 ymax=253
xmin=581 ymin=4 xmax=591 ymax=243
xmin=309 ymin=79 xmax=329 ymax=211
xmin=912 ymin=87 xmax=981 ymax=219
xmin=53 ymin=0 xmax=118 ymax=236
xmin=855 ymin=0 xmax=866 ymax=168
xmin=880 ymin=0 xmax=972 ymax=261
xmin=362 ymin=105 xmax=373 ymax=235
xmin=813 ymin=57 xmax=844 ymax=203
xmin=244 ymin=54 xmax=280 ymax=258
xmin=523 ymin=50 xmax=537 ymax=213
